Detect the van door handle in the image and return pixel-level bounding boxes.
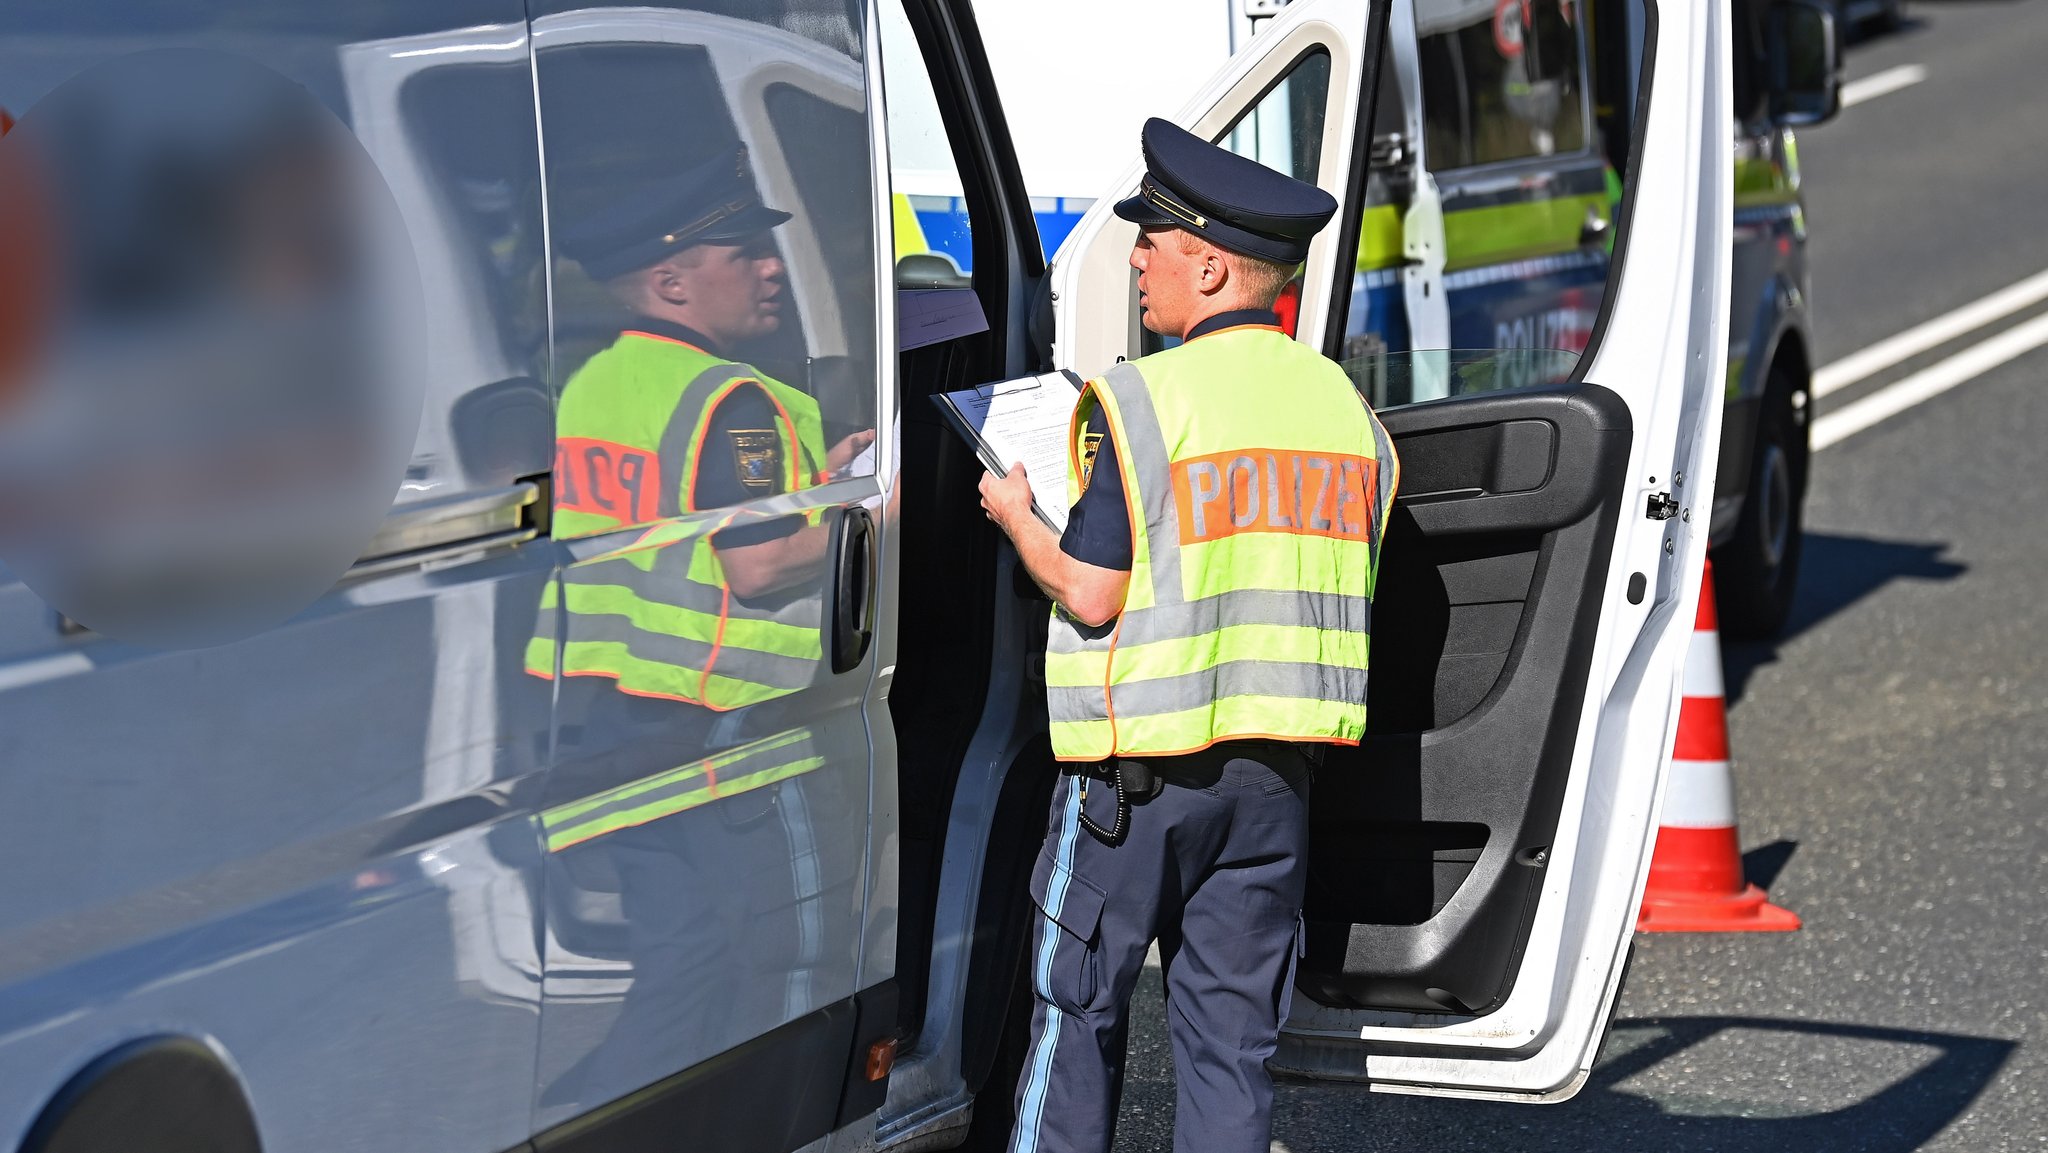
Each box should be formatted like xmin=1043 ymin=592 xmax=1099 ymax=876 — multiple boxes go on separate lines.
xmin=829 ymin=505 xmax=875 ymax=674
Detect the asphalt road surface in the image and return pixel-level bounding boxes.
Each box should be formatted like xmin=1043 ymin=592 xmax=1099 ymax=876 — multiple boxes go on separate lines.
xmin=1110 ymin=4 xmax=2048 ymax=1149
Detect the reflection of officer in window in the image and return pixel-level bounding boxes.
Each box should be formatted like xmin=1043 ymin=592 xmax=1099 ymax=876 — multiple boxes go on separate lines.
xmin=552 ymin=146 xmax=873 ymax=546
xmin=532 ymin=149 xmax=865 ymax=1108
xmin=529 ymin=147 xmax=875 ymax=709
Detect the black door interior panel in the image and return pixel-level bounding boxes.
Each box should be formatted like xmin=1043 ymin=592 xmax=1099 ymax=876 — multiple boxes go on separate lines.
xmin=1301 ymin=384 xmax=1632 ymax=1016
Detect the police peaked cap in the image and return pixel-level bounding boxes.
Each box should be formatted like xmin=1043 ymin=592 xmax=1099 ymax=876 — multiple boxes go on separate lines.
xmin=557 ymin=146 xmax=792 ymax=281
xmin=1113 ymin=118 xmax=1338 ymax=265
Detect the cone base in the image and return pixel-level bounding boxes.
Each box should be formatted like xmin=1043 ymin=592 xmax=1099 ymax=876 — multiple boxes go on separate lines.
xmin=1637 ymin=883 xmax=1802 ymax=933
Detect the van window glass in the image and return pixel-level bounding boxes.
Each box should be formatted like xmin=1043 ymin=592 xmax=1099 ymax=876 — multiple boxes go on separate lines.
xmin=1140 ymin=50 xmax=1330 ymax=355
xmin=534 ymin=14 xmax=878 ymax=535
xmin=396 ymin=63 xmax=552 ymax=494
xmin=879 ymin=0 xmax=975 ymax=290
xmin=0 ymin=2 xmax=550 ymax=511
xmin=764 ymin=82 xmax=879 ymax=406
xmin=1340 ymin=0 xmax=1650 ymax=411
xmin=1417 ymin=0 xmax=1589 ymax=170
xmin=1223 ymin=49 xmax=1331 ymax=184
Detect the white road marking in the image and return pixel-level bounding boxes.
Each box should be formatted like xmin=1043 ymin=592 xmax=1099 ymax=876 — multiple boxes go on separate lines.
xmin=1813 ymin=310 xmax=2048 ymax=450
xmin=1814 ymin=266 xmax=2048 ymax=397
xmin=1840 ymin=63 xmax=1928 ymax=109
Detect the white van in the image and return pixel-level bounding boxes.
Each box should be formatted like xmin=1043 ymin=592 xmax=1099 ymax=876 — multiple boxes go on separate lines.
xmin=0 ymin=0 xmax=1831 ymax=1149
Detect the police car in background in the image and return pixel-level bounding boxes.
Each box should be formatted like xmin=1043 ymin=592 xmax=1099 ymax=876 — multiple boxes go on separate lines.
xmin=960 ymin=0 xmax=1843 ymax=638
xmin=0 ymin=0 xmax=1828 ymax=1150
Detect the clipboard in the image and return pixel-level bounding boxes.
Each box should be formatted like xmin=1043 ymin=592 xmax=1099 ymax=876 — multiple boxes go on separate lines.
xmin=930 ymin=369 xmax=1087 ymax=533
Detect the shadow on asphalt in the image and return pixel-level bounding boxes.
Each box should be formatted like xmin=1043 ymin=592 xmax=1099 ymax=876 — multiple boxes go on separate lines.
xmin=1272 ymin=1017 xmax=2016 ymax=1153
xmin=1741 ymin=839 xmax=1799 ymax=890
xmin=1842 ymin=13 xmax=1929 ymax=47
xmin=1723 ymin=531 xmax=1966 ymax=704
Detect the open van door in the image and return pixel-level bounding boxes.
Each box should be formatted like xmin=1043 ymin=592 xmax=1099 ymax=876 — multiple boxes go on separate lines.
xmin=1046 ymin=0 xmax=1734 ymax=1100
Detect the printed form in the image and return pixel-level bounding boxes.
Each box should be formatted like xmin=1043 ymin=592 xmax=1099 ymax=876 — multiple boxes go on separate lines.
xmin=931 ymin=370 xmax=1087 ymax=533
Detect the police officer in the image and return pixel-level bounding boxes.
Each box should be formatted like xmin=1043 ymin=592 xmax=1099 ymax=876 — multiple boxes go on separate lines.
xmin=530 ymin=146 xmax=875 ymax=702
xmin=978 ymin=119 xmax=1399 ymax=1153
xmin=528 ymin=147 xmax=869 ymax=1106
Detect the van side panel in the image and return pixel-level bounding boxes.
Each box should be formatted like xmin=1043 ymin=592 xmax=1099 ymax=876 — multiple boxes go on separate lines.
xmin=0 ymin=2 xmax=556 ymax=1148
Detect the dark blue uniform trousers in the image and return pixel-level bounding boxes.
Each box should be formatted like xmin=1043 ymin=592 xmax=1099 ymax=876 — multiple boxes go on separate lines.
xmin=1006 ymin=741 xmax=1312 ymax=1153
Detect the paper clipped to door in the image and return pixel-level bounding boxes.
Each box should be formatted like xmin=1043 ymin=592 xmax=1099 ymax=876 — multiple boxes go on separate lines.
xmin=931 ymin=369 xmax=1087 ymax=534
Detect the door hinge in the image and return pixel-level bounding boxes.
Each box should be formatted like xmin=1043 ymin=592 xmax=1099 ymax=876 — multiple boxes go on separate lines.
xmin=1645 ymin=492 xmax=1679 ymax=521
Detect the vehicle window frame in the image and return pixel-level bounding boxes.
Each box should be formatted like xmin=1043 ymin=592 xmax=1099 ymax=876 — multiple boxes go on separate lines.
xmin=1320 ymin=0 xmax=1662 ymax=405
xmin=1413 ymin=0 xmax=1601 ymax=182
xmin=877 ymin=0 xmax=980 ymax=293
xmin=528 ymin=7 xmax=882 ymax=529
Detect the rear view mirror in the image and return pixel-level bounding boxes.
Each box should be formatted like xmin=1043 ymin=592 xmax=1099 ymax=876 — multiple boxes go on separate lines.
xmin=1765 ymin=0 xmax=1841 ymax=126
xmin=895 ymin=251 xmax=971 ymax=290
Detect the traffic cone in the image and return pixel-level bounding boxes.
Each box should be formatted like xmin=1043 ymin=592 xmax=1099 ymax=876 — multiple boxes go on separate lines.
xmin=1637 ymin=558 xmax=1800 ymax=933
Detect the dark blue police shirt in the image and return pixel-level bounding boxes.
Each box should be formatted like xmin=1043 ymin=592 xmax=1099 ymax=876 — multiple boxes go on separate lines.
xmin=634 ymin=318 xmax=805 ymax=547
xmin=1057 ymin=308 xmax=1280 ymax=571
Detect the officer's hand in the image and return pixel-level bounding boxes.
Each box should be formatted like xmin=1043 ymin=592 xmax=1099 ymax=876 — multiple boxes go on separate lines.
xmin=827 ymin=428 xmax=878 ymax=476
xmin=978 ymin=464 xmax=1034 ymax=533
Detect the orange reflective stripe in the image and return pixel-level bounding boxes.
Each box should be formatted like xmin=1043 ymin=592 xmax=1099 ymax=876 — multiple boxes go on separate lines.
xmin=1187 ymin=323 xmax=1286 ymax=341
xmin=679 ymin=377 xmax=814 ymax=504
xmin=684 ymin=378 xmax=757 ymax=510
xmin=622 ymin=329 xmax=711 ymax=356
xmin=755 ymin=385 xmax=807 ymax=489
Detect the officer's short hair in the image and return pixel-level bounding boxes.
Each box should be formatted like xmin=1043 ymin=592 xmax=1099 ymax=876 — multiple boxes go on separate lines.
xmin=1172 ymin=229 xmax=1296 ymax=308
xmin=603 ymin=243 xmax=712 ymax=310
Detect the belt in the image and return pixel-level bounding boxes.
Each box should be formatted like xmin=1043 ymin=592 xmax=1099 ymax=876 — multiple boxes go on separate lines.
xmin=1074 ymin=740 xmax=1318 ymax=845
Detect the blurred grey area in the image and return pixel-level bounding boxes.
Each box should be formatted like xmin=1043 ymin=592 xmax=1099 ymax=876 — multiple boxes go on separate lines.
xmin=0 ymin=48 xmax=426 ymax=647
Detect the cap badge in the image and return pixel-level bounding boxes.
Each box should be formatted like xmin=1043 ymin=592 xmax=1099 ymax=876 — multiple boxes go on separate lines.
xmin=1141 ymin=178 xmax=1208 ymax=229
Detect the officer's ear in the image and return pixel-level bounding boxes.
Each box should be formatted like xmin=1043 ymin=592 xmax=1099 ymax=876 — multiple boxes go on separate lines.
xmin=1196 ymin=245 xmax=1230 ymax=299
xmin=648 ymin=259 xmax=690 ymax=307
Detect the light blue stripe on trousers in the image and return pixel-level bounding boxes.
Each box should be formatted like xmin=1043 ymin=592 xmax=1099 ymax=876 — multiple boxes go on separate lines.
xmin=1012 ymin=774 xmax=1084 ymax=1153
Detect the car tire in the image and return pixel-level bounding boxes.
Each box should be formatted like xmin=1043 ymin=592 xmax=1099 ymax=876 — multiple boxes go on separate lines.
xmin=1714 ymin=364 xmax=1808 ymax=640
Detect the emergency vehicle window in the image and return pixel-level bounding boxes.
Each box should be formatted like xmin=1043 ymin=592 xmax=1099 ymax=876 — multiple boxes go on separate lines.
xmin=764 ymin=81 xmax=880 ymax=427
xmin=1336 ymin=0 xmax=1638 ymax=412
xmin=533 ymin=18 xmax=879 ymax=533
xmin=1221 ymin=49 xmax=1329 ymax=339
xmin=1417 ymin=0 xmax=1590 ymax=170
xmin=395 ymin=64 xmax=551 ymax=493
xmin=1140 ymin=49 xmax=1331 ymax=354
xmin=1222 ymin=49 xmax=1331 ymax=187
xmin=879 ymin=0 xmax=976 ymax=294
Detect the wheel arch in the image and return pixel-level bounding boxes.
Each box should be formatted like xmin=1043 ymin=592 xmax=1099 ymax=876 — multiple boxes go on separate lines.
xmin=18 ymin=1035 xmax=262 ymax=1153
xmin=1767 ymin=321 xmax=1813 ymax=400
xmin=1760 ymin=318 xmax=1815 ymax=455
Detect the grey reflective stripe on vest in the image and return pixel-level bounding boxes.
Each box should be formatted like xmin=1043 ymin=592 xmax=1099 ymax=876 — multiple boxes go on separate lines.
xmin=551 ymin=537 xmax=822 ymax=692
xmin=561 ymin=558 xmax=729 ymax=616
xmin=1101 ymin=362 xmax=1182 ymax=604
xmin=1047 ymin=659 xmax=1371 ymax=723
xmin=1049 ymin=588 xmax=1373 ymax=652
xmin=562 ymin=613 xmax=817 ymax=691
xmin=1367 ymin=407 xmax=1398 ymax=553
xmin=657 ymin=363 xmax=762 ymax=519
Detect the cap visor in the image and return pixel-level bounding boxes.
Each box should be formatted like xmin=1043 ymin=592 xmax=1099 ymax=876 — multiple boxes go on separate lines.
xmin=1112 ymin=193 xmax=1175 ymax=227
xmin=695 ymin=204 xmax=794 ymax=242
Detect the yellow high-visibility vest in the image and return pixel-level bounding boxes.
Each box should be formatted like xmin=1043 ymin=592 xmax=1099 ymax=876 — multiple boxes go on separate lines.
xmin=526 ymin=330 xmax=829 ymax=710
xmin=1045 ymin=324 xmax=1399 ymax=761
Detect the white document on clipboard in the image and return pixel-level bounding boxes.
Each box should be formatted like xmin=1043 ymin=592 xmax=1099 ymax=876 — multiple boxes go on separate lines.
xmin=931 ymin=369 xmax=1087 ymax=533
